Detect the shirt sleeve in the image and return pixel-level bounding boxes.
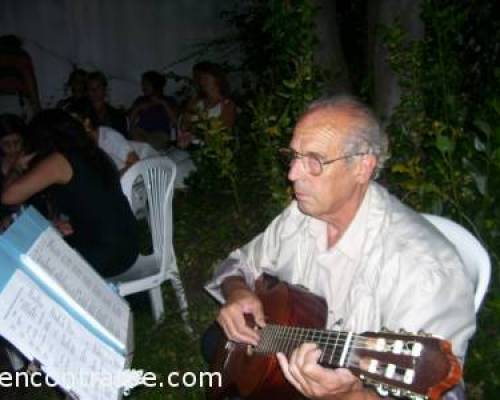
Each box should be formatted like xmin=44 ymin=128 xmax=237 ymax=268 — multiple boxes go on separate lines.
xmin=204 ymin=204 xmax=296 ymax=303
xmin=381 ymin=245 xmax=476 ymax=359
xmin=102 ymin=128 xmax=134 ymax=164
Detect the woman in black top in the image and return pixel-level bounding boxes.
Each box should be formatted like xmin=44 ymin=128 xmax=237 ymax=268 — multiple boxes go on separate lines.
xmin=1 ymin=109 xmax=139 ymax=278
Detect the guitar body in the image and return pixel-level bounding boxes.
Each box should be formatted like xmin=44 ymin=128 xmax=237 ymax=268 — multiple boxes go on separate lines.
xmin=209 ymin=274 xmax=327 ymax=400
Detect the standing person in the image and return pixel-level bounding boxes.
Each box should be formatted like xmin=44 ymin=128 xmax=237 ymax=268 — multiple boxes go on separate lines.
xmin=1 ymin=109 xmax=139 ymax=278
xmin=205 ymin=96 xmax=475 ymax=399
xmin=87 ymin=71 xmax=128 ymax=138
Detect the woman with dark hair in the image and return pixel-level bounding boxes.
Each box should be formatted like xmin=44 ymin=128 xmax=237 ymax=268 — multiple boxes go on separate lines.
xmin=128 ymin=70 xmax=177 ymax=150
xmin=0 ymin=113 xmax=32 ymax=224
xmin=0 ymin=113 xmax=28 ymax=180
xmin=178 ymin=62 xmax=236 ymax=148
xmin=67 ymin=99 xmax=140 ymax=175
xmin=1 ymin=109 xmax=139 ymax=278
xmin=0 ymin=35 xmax=41 ymax=118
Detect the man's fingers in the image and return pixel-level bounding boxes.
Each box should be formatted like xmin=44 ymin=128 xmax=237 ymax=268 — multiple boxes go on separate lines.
xmin=277 ymin=352 xmax=302 ymax=392
xmin=252 ymin=302 xmax=266 ymax=328
xmin=217 ymin=307 xmax=259 ymax=345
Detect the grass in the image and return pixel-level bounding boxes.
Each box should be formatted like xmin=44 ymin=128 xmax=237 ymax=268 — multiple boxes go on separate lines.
xmin=2 ymin=174 xmax=498 ymax=399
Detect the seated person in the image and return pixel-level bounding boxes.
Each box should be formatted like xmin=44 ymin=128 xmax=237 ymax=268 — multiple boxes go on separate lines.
xmin=1 ymin=109 xmax=139 ymax=278
xmin=178 ymin=62 xmax=236 ymax=148
xmin=0 ymin=113 xmax=27 ymax=181
xmin=56 ymin=68 xmax=88 ymax=111
xmin=0 ymin=113 xmax=31 ymax=225
xmin=87 ymin=71 xmax=128 ymax=138
xmin=181 ymin=61 xmax=212 ymax=118
xmin=0 ymin=35 xmax=41 ymax=119
xmin=129 ymin=70 xmax=177 ymax=150
xmin=204 ymin=96 xmax=476 ymax=399
xmin=68 ymin=99 xmax=139 ymax=175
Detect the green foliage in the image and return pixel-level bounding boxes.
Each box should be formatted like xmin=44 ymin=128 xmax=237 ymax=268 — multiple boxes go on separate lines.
xmin=226 ymin=0 xmax=324 ymax=216
xmin=382 ymin=1 xmax=500 ymax=397
xmin=189 ymin=110 xmax=241 ymax=212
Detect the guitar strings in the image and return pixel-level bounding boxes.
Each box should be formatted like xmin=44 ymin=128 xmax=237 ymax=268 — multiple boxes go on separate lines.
xmin=260 ymin=325 xmax=371 ymax=345
xmin=257 ymin=330 xmax=394 ymax=367
xmin=258 ymin=325 xmax=411 ymax=352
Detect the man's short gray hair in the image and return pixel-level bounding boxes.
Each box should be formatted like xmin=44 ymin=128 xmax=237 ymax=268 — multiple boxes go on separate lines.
xmin=305 ymin=95 xmax=390 ymax=178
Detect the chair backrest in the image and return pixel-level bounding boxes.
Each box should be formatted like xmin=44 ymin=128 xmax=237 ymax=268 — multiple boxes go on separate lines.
xmin=422 ymin=214 xmax=491 ymax=312
xmin=121 ymin=157 xmax=177 ymax=273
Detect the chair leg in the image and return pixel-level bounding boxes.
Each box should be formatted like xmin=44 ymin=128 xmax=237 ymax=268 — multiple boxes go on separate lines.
xmin=148 ymin=286 xmax=165 ymax=322
xmin=170 ymin=271 xmax=193 ymax=334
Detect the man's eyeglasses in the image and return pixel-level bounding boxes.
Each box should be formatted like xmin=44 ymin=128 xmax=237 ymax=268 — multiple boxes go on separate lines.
xmin=279 ymin=148 xmax=368 ymax=176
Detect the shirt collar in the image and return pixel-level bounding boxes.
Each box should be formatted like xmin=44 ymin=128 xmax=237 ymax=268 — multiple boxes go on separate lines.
xmin=307 ymin=183 xmax=373 ymax=260
xmin=339 ymin=185 xmax=372 ymax=260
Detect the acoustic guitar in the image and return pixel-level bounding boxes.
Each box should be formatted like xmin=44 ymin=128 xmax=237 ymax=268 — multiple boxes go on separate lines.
xmin=209 ymin=274 xmax=462 ymax=400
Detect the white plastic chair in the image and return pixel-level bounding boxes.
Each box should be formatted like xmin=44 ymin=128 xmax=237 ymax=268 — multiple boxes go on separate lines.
xmin=110 ymin=157 xmax=191 ymax=330
xmin=422 ymin=214 xmax=491 ymax=312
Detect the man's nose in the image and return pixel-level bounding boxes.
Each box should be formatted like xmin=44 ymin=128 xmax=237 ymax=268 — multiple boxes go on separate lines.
xmin=288 ymin=158 xmax=304 ymax=181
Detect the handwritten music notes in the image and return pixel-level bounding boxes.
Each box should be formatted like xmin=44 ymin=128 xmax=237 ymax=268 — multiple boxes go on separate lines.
xmin=24 ymin=227 xmax=129 ymax=351
xmin=0 ymin=270 xmax=126 ymax=400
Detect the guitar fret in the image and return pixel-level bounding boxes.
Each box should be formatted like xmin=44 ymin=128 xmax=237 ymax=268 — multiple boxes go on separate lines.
xmin=339 ymin=331 xmax=353 ymax=367
xmin=275 ymin=325 xmax=284 ymax=353
xmin=270 ymin=325 xmax=277 ymax=352
xmin=289 ymin=326 xmax=297 ymax=355
xmin=280 ymin=325 xmax=289 ymax=354
xmin=260 ymin=326 xmax=270 ymax=352
xmin=285 ymin=326 xmax=294 ymax=357
xmin=328 ymin=329 xmax=340 ymax=366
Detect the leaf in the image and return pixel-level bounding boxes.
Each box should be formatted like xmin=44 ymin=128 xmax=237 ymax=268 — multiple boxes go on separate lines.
xmin=474 ymin=120 xmax=492 ymax=138
xmin=435 ymin=135 xmax=455 ymax=154
xmin=491 ymin=148 xmax=500 ymax=167
xmin=462 ymin=158 xmax=487 ymax=195
xmin=490 ymin=97 xmax=500 ymax=116
xmin=474 ymin=136 xmax=486 ymax=153
xmin=391 ymin=163 xmax=411 ymax=174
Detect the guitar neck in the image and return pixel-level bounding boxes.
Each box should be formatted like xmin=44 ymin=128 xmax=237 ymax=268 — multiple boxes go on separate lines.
xmin=255 ymin=324 xmax=354 ymax=368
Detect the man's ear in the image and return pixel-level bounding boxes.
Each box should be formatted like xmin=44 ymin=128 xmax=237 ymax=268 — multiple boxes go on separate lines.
xmin=355 ymin=154 xmax=377 ymax=183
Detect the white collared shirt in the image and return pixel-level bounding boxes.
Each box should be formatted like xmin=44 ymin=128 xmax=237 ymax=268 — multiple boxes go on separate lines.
xmin=205 ymin=182 xmax=476 ymax=358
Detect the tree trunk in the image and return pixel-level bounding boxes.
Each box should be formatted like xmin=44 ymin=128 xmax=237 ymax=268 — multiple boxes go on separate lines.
xmin=372 ymin=0 xmax=424 ymax=125
xmin=314 ymin=0 xmax=352 ymax=94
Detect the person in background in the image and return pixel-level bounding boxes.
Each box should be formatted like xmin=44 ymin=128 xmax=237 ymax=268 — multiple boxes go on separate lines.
xmin=0 ymin=113 xmax=33 ymax=225
xmin=129 ymin=70 xmax=177 ymax=151
xmin=87 ymin=71 xmax=128 ymax=138
xmin=0 ymin=35 xmax=40 ymax=119
xmin=178 ymin=62 xmax=236 ymax=148
xmin=182 ymin=61 xmax=213 ymax=112
xmin=68 ymin=99 xmax=139 ymax=175
xmin=0 ymin=113 xmax=27 ymax=182
xmin=1 ymin=109 xmax=139 ymax=278
xmin=57 ymin=68 xmax=88 ymax=111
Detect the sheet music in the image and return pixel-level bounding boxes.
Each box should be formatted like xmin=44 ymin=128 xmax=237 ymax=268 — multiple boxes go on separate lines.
xmin=24 ymin=227 xmax=129 ymax=349
xmin=0 ymin=270 xmax=126 ymax=400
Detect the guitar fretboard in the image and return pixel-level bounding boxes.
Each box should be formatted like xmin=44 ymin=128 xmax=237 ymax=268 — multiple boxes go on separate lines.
xmin=255 ymin=324 xmax=354 ymax=368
